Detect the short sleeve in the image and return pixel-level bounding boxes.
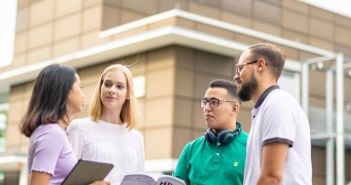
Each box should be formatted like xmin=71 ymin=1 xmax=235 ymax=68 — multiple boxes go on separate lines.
xmin=31 ymin=127 xmax=65 ymax=175
xmin=172 ymin=143 xmax=191 ymax=183
xmin=67 ymin=120 xmax=82 ymax=158
xmin=261 ymin=99 xmax=296 ymax=147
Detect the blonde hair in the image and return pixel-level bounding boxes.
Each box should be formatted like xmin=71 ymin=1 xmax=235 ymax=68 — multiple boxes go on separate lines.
xmin=89 ymin=64 xmax=140 ymax=129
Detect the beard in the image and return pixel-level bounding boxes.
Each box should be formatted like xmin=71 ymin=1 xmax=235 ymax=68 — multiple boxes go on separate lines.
xmin=238 ymin=73 xmax=258 ymax=102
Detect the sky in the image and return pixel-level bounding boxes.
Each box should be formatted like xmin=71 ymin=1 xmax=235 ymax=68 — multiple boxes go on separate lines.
xmin=300 ymin=0 xmax=351 ymax=18
xmin=0 ymin=0 xmax=351 ymax=68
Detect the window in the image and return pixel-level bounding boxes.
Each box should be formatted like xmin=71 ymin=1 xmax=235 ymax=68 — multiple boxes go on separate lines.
xmin=133 ymin=76 xmax=145 ymax=98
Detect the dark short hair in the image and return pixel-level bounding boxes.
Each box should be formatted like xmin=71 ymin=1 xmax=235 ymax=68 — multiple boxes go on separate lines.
xmin=209 ymin=79 xmax=240 ymax=102
xmin=248 ymin=42 xmax=285 ymax=79
xmin=20 ymin=64 xmax=77 ymax=137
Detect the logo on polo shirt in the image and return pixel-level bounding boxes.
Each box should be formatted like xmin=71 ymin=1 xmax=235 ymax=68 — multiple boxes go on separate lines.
xmin=233 ymin=161 xmax=239 ymax=167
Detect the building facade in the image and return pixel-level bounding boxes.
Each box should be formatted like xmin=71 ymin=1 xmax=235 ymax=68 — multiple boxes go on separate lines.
xmin=0 ymin=0 xmax=351 ymax=184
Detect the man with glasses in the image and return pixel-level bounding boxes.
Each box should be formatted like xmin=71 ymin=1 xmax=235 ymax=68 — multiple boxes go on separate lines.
xmin=234 ymin=43 xmax=312 ymax=185
xmin=173 ymin=79 xmax=247 ymax=185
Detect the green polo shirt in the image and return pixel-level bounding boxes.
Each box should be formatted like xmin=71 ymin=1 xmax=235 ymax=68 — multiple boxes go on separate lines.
xmin=173 ymin=129 xmax=247 ymax=185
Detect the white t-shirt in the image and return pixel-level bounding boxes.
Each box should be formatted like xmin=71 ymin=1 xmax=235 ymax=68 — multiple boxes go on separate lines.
xmin=67 ymin=117 xmax=145 ymax=185
xmin=244 ymin=87 xmax=312 ymax=185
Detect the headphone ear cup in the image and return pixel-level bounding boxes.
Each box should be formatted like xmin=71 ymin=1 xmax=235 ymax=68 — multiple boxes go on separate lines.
xmin=204 ymin=129 xmax=217 ymax=144
xmin=218 ymin=130 xmax=234 ymax=145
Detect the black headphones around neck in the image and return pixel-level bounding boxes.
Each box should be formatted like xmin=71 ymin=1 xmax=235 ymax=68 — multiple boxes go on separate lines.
xmin=204 ymin=122 xmax=242 ymax=145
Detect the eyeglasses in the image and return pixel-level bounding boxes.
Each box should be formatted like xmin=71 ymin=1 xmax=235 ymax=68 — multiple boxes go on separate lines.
xmin=200 ymin=98 xmax=236 ymax=108
xmin=235 ymin=60 xmax=258 ymax=74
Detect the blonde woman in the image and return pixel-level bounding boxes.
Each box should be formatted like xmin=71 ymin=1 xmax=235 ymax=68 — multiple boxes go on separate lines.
xmin=67 ymin=64 xmax=144 ymax=185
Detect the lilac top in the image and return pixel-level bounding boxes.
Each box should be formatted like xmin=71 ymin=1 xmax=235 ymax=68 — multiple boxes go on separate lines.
xmin=28 ymin=123 xmax=77 ymax=185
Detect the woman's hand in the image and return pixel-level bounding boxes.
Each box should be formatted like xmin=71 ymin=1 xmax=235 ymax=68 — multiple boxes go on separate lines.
xmin=89 ymin=181 xmax=111 ymax=185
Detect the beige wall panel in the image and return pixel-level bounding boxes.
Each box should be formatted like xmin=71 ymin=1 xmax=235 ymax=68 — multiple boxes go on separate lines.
xmin=83 ymin=5 xmax=103 ymax=32
xmin=144 ymin=127 xmax=172 ymax=159
xmin=335 ymin=44 xmax=351 ymax=58
xmin=309 ymin=18 xmax=334 ymax=41
xmin=309 ymin=6 xmax=334 ymax=22
xmin=335 ymin=26 xmax=351 ymax=47
xmin=194 ymin=51 xmax=233 ymax=77
xmin=102 ymin=5 xmax=120 ymax=30
xmin=27 ymin=46 xmax=51 ymax=64
xmin=6 ymin=124 xmax=23 ymax=151
xmin=14 ymin=32 xmax=27 ymax=54
xmin=193 ymin=73 xmax=219 ymax=100
xmin=282 ymin=0 xmax=308 ymax=14
xmin=282 ymin=29 xmax=309 ymax=44
xmin=56 ymin=0 xmax=82 ymax=18
xmin=309 ymin=70 xmax=326 ymax=98
xmin=24 ymin=82 xmax=35 ymax=100
xmin=159 ymin=0 xmax=188 ymax=12
xmin=120 ymin=54 xmax=147 ymax=75
xmin=237 ymin=108 xmax=252 ymax=132
xmin=221 ymin=11 xmax=252 ymax=28
xmin=12 ymin=54 xmax=27 ymax=68
xmin=335 ymin=15 xmax=351 ymax=29
xmin=8 ymin=100 xmax=26 ymax=124
xmin=188 ymin=2 xmax=221 ymax=19
xmin=84 ymin=0 xmax=103 ymax=8
xmin=174 ymin=68 xmax=194 ymax=98
xmin=282 ymin=10 xmax=308 ymax=34
xmin=16 ymin=7 xmax=29 ymax=32
xmin=28 ymin=23 xmax=52 ymax=49
xmin=54 ymin=14 xmax=81 ymax=41
xmin=144 ymin=97 xmax=173 ymax=128
xmin=29 ymin=0 xmax=54 ymax=27
xmin=147 ymin=47 xmax=175 ymax=70
xmin=174 ymin=97 xmax=193 ymax=128
xmin=253 ymin=20 xmax=282 ymax=36
xmin=120 ymin=9 xmax=145 ymax=25
xmin=309 ymin=37 xmax=335 ymax=51
xmin=53 ymin=37 xmax=80 ymax=57
xmin=146 ymin=68 xmax=174 ymax=98
xmin=193 ymin=99 xmax=206 ymax=130
xmin=81 ymin=82 xmax=97 ymax=107
xmin=174 ymin=46 xmax=194 ymax=70
xmin=121 ymin=0 xmax=158 ymax=15
xmin=277 ymin=44 xmax=299 ymax=60
xmin=82 ymin=30 xmax=111 ymax=49
xmin=235 ymin=33 xmax=263 ymax=46
xmin=253 ymin=1 xmax=281 ymax=24
xmin=196 ymin=23 xmax=233 ymax=40
xmin=172 ymin=127 xmax=192 ymax=158
xmin=222 ymin=0 xmax=252 ymax=17
xmin=299 ymin=51 xmax=319 ymax=61
xmin=192 ymin=130 xmax=205 ymax=140
xmin=18 ymin=0 xmax=29 ymax=9
xmin=9 ymin=85 xmax=25 ymax=102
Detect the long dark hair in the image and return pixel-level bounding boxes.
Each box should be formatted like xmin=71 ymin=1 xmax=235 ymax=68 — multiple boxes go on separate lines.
xmin=20 ymin=64 xmax=76 ymax=137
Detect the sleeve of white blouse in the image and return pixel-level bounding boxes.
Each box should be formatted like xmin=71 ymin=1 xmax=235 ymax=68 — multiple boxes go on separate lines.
xmin=137 ymin=132 xmax=145 ymax=172
xmin=67 ymin=120 xmax=83 ymax=158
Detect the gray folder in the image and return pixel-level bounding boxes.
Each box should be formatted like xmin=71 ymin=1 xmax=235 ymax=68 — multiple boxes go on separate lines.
xmin=62 ymin=159 xmax=114 ymax=185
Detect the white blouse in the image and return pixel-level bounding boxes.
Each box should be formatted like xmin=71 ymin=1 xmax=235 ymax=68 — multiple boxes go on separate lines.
xmin=67 ymin=117 xmax=145 ymax=185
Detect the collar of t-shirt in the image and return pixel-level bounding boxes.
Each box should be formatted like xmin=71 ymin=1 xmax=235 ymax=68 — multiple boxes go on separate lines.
xmin=254 ymin=85 xmax=280 ymax=108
